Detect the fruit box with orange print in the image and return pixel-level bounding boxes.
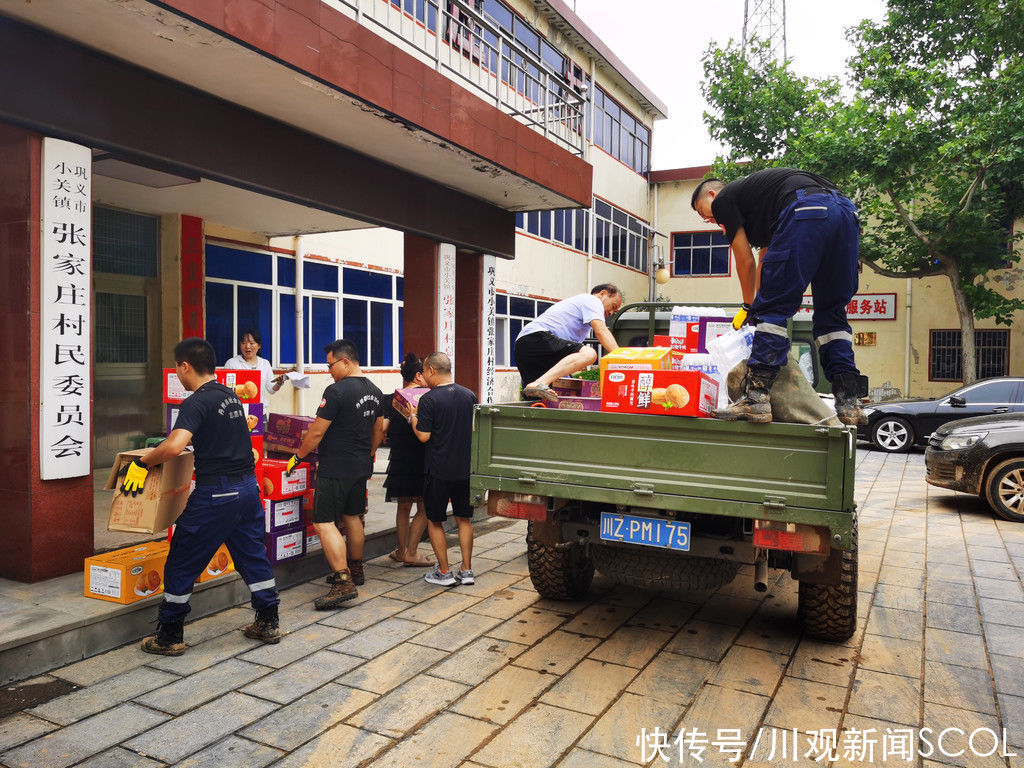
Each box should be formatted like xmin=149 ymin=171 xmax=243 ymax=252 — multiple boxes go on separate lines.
xmin=600 ymin=370 xmax=719 ymax=418
xmin=261 ymin=458 xmax=310 ymax=499
xmin=162 ymin=368 xmax=261 ymax=404
xmin=84 ymin=540 xmax=171 ymax=604
xmin=196 ymin=543 xmax=235 ymax=583
xmin=105 ymin=449 xmax=196 ymax=534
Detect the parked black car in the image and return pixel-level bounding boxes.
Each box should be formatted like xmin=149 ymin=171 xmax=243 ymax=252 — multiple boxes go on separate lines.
xmin=857 ymin=377 xmax=1024 ymax=452
xmin=925 ymin=412 xmax=1024 ymax=522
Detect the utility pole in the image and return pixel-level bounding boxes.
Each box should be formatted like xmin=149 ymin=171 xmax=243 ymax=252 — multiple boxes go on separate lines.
xmin=742 ymin=0 xmax=787 ymax=66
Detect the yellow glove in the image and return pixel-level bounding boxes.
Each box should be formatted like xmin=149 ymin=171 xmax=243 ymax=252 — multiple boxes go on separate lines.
xmin=732 ymin=303 xmax=751 ymax=331
xmin=285 ymin=454 xmax=304 ymax=476
xmin=119 ymin=460 xmax=149 ymax=497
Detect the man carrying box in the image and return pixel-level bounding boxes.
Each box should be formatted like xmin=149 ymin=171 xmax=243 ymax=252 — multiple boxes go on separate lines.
xmin=514 ymin=284 xmax=623 ymax=404
xmin=120 ymin=338 xmax=282 ymax=656
xmin=286 ymin=339 xmax=385 ymax=609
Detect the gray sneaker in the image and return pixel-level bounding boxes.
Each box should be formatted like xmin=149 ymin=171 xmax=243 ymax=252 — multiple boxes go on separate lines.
xmin=424 ymin=565 xmax=458 ymax=587
xmin=456 ymin=568 xmax=475 ymax=585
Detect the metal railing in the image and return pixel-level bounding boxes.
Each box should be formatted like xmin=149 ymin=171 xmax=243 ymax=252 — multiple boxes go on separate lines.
xmin=331 ymin=0 xmax=587 ymax=155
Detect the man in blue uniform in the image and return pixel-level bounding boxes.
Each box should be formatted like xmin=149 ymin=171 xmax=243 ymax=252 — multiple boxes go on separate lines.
xmin=120 ymin=338 xmax=281 ymax=655
xmin=691 ymin=168 xmax=867 ymax=425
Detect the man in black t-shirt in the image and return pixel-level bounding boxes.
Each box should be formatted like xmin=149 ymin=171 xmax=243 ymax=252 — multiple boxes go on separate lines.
xmin=289 ymin=339 xmax=385 ymax=609
xmin=691 ymin=168 xmax=866 ymax=426
xmin=122 ymin=338 xmax=281 ymax=656
xmin=410 ymin=351 xmax=479 ymax=587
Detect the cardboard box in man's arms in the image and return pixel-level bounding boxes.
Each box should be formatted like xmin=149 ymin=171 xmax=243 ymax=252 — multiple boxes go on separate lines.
xmin=105 ymin=449 xmax=195 ymax=534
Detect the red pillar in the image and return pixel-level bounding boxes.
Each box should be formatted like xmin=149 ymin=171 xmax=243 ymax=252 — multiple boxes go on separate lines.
xmin=402 ymin=234 xmax=439 ymax=361
xmin=455 ymin=252 xmax=483 ymax=397
xmin=0 ymin=123 xmax=93 ymax=581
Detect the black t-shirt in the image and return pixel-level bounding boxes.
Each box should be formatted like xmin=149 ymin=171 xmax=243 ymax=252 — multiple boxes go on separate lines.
xmin=315 ymin=376 xmax=385 ymax=480
xmin=417 ymin=383 xmax=478 ymax=481
xmin=711 ymin=167 xmax=838 ymax=247
xmin=385 ymin=393 xmax=425 ymax=476
xmin=173 ymin=381 xmax=255 ymax=482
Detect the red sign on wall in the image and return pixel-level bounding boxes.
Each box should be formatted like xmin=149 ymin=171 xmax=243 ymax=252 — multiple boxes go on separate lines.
xmin=795 ymin=292 xmax=897 ymax=321
xmin=181 ymin=215 xmax=204 ymax=338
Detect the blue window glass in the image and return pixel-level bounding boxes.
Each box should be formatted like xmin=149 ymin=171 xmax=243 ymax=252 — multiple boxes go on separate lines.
xmin=527 ymin=211 xmax=541 ymax=236
xmin=398 ymin=306 xmax=404 ymax=360
xmin=483 ymin=0 xmax=513 ymax=32
xmin=594 ymin=199 xmax=611 ymax=219
xmin=516 ymin=212 xmax=525 ymax=229
xmin=279 ymin=294 xmax=296 ymax=365
xmin=304 ymin=261 xmax=338 ymax=293
xmin=343 ymin=298 xmax=368 ymax=365
xmin=711 ymin=244 xmax=730 ymax=275
xmin=691 ymin=232 xmax=711 ymax=247
xmin=344 ymin=267 xmax=392 ymax=299
xmin=237 ymin=286 xmax=273 ymax=360
xmin=496 ymin=294 xmax=507 ymax=314
xmin=205 ymin=282 xmax=234 ymax=364
xmin=205 ymin=245 xmax=272 ymax=284
xmin=396 ymin=276 xmax=404 ymax=301
xmin=513 ymin=19 xmax=539 ymax=54
xmin=574 ymin=211 xmax=588 ymax=252
xmin=308 ymin=297 xmax=336 ymax=363
xmin=539 ymin=211 xmax=551 ymax=240
xmin=277 ymin=256 xmax=295 ymax=287
xmin=541 ymin=40 xmax=563 ymax=74
xmin=691 ymin=247 xmax=712 ymax=275
xmin=553 ymin=210 xmax=565 ymax=243
xmin=509 ymin=319 xmax=524 ymax=365
xmin=510 ymin=297 xmax=534 ymax=317
xmin=536 ymin=301 xmax=553 ymax=314
xmin=370 ymin=301 xmax=394 ymax=366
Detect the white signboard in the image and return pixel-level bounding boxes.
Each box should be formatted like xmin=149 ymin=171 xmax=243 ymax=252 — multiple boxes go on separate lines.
xmin=40 ymin=138 xmax=92 ymax=479
xmin=438 ymin=243 xmax=456 ymax=373
xmin=795 ymin=292 xmax=897 ymax=321
xmin=480 ymin=255 xmax=497 ymax=404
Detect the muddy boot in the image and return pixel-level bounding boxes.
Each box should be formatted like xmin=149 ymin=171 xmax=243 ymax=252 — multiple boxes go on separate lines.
xmin=314 ymin=570 xmax=358 ymax=610
xmin=832 ymin=372 xmax=868 ymax=426
xmin=348 ymin=558 xmax=365 ymax=586
xmin=141 ymin=620 xmax=185 ymax=656
xmin=713 ymin=364 xmax=778 ymax=423
xmin=242 ymin=605 xmax=282 ymax=644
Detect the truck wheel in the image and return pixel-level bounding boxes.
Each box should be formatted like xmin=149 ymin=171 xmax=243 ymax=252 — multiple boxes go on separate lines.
xmin=798 ymin=517 xmax=858 ymax=642
xmin=984 ymin=458 xmax=1024 ymax=523
xmin=527 ymin=528 xmax=594 ymax=600
xmin=590 ymin=545 xmax=740 ymax=593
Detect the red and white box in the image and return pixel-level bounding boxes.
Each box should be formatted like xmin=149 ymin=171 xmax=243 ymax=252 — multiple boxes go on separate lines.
xmin=163 ymin=368 xmax=261 ymax=404
xmin=392 ymin=387 xmax=429 ymax=420
xmin=265 ymin=496 xmax=303 ymax=533
xmin=652 ymin=336 xmax=688 ymax=369
xmin=265 ymin=525 xmax=306 ymax=564
xmin=166 ymin=402 xmax=263 ymax=435
xmin=261 ymin=458 xmax=310 ymax=499
xmin=600 ymin=370 xmax=719 ymax=418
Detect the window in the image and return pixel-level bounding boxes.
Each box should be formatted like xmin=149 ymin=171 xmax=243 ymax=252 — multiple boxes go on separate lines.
xmin=672 ymin=231 xmax=731 ymax=276
xmin=958 ymin=380 xmax=1020 ymax=404
xmin=593 ymin=85 xmax=651 ymax=175
xmin=95 ymin=293 xmax=147 ymax=363
xmin=517 ymin=208 xmax=589 ymax=253
xmin=929 ymin=329 xmax=1010 ymax=381
xmin=94 ymin=207 xmax=159 ymax=277
xmin=593 ymin=200 xmax=650 ymax=272
xmin=494 ymin=293 xmax=555 ymax=367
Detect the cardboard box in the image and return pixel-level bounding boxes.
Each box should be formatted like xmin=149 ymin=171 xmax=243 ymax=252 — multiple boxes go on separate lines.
xmin=265 ymin=525 xmax=306 ymax=563
xmin=601 ymin=370 xmax=719 ymax=418
xmin=196 ymin=543 xmax=234 ymax=583
xmin=392 ymin=387 xmax=430 ymax=419
xmin=163 ymin=368 xmax=261 ymax=405
xmin=84 ymin=541 xmax=170 ymax=603
xmin=261 ymin=458 xmax=310 ymax=499
xmin=105 ymin=449 xmax=195 ymax=534
xmin=598 ymin=347 xmax=673 ymax=384
xmin=265 ymin=496 xmax=303 ymax=532
xmin=697 ymin=317 xmax=735 ymax=355
xmin=554 ymin=396 xmax=602 ymax=411
xmin=267 ymin=413 xmax=315 ymax=439
xmin=166 ymin=402 xmax=264 ymax=435
xmin=551 ymin=377 xmax=601 ymax=398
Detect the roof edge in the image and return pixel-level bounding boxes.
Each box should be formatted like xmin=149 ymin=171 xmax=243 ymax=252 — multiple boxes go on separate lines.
xmin=649 ymin=165 xmax=713 ymax=183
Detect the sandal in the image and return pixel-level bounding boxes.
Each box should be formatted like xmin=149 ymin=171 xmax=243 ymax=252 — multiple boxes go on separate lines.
xmin=387 ymin=550 xmax=404 ymax=564
xmin=522 ymin=384 xmax=559 ymax=405
xmin=402 ymin=555 xmax=434 ymax=567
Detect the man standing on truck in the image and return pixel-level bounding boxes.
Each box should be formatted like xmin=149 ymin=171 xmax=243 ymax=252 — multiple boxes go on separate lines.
xmin=691 ymin=168 xmax=866 ymax=426
xmin=514 ymin=284 xmax=624 ymax=404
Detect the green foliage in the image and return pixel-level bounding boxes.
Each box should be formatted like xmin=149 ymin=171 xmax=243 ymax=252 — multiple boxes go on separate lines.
xmin=701 ymin=0 xmax=1024 ymax=333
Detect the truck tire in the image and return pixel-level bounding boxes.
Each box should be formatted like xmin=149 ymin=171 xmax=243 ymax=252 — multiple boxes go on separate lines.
xmin=590 ymin=545 xmax=740 ymax=593
xmin=527 ymin=531 xmax=594 ymax=600
xmin=798 ymin=518 xmax=858 ymax=642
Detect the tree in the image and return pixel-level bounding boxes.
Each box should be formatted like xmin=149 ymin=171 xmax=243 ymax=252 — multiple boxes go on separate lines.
xmin=701 ymin=0 xmax=1024 ymax=383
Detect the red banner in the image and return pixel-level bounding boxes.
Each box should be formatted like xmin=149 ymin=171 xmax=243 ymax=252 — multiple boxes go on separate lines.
xmin=181 ymin=215 xmax=204 ymax=338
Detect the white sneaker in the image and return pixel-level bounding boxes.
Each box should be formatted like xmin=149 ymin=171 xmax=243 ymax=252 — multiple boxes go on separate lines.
xmin=424 ymin=565 xmax=457 ymax=587
xmin=456 ymin=568 xmax=475 ymax=585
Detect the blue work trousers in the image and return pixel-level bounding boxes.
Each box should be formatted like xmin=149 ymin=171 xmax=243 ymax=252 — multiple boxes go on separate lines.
xmin=158 ymin=475 xmax=278 ymax=624
xmin=749 ymin=190 xmax=861 ymax=381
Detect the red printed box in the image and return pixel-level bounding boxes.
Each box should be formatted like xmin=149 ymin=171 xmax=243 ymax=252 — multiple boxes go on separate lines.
xmin=265 ymin=525 xmax=306 ymax=564
xmin=265 ymin=496 xmax=303 ymax=532
xmin=163 ymin=368 xmax=261 ymax=404
xmin=601 ymin=370 xmax=719 ymax=418
xmin=392 ymin=387 xmax=429 ymax=420
xmin=653 ymin=337 xmax=689 ymax=369
xmin=166 ymin=402 xmax=263 ymax=435
xmin=261 ymin=458 xmax=310 ymax=499
xmin=267 ymin=413 xmax=314 ymax=438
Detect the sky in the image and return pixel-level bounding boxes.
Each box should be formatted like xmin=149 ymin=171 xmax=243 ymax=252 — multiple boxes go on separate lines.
xmin=572 ymin=0 xmax=889 ymax=170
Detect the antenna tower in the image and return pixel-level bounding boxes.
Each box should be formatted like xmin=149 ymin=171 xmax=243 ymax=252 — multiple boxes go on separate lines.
xmin=742 ymin=0 xmax=787 ymax=67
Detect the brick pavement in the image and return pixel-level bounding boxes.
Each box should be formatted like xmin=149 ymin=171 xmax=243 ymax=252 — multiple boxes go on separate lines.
xmin=2 ymin=449 xmax=1024 ymax=768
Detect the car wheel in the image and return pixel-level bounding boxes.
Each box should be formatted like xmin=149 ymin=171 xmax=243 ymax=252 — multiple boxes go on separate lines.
xmin=871 ymin=416 xmax=913 ymax=453
xmin=984 ymin=458 xmax=1024 ymax=523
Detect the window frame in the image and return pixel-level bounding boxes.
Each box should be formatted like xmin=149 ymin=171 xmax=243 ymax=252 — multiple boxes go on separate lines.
xmin=928 ymin=328 xmax=1010 ymax=382
xmin=670 ymin=230 xmax=732 ymax=278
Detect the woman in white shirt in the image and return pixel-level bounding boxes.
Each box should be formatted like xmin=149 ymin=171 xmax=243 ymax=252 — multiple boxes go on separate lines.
xmin=223 ymin=328 xmax=285 ymax=411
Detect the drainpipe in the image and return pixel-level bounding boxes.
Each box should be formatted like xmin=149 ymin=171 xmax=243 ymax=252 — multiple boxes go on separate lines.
xmin=649 ymin=184 xmax=659 ymax=302
xmin=585 ymin=55 xmax=596 ymax=292
xmin=294 ymin=235 xmax=305 ymax=414
xmin=904 ymin=277 xmax=912 ymax=397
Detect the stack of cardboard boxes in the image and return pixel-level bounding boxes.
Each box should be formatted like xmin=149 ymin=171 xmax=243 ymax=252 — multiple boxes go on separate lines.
xmin=261 ymin=457 xmax=311 ymax=563
xmin=264 ymin=414 xmax=320 ymax=558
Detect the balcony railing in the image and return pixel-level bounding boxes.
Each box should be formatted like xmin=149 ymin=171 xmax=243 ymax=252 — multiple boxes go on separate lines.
xmin=330 ymin=0 xmax=587 ymax=156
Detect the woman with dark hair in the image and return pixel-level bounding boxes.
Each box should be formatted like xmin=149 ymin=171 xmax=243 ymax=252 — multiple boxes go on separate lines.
xmin=224 ymin=328 xmax=286 ymax=410
xmin=381 ymin=353 xmax=432 ymax=566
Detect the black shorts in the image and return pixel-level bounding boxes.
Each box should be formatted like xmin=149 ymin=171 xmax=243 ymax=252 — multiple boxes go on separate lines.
xmin=423 ymin=476 xmax=473 ymax=523
xmin=514 ymin=331 xmax=584 ymax=385
xmin=313 ymin=476 xmax=367 ymax=523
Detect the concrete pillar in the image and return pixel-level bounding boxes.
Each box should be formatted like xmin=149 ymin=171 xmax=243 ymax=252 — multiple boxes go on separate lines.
xmin=402 ymin=234 xmax=439 ymax=361
xmin=455 ymin=252 xmax=483 ymax=398
xmin=0 ymin=122 xmax=93 ymax=581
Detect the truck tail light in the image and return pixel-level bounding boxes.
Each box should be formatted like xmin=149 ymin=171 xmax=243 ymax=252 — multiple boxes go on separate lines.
xmin=753 ymin=520 xmax=829 ymax=555
xmin=488 ymin=492 xmax=547 ymax=521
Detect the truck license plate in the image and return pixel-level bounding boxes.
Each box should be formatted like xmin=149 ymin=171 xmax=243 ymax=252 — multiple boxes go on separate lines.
xmin=599 ymin=512 xmax=690 ymax=551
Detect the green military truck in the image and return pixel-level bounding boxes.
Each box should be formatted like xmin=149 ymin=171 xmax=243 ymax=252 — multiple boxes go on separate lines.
xmin=469 ymin=303 xmax=858 ymax=642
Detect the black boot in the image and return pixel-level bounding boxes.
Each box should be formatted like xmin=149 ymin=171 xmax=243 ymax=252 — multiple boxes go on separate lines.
xmin=832 ymin=372 xmax=868 ymax=426
xmin=141 ymin=620 xmax=185 ymax=656
xmin=242 ymin=604 xmax=282 ymax=644
xmin=714 ymin=364 xmax=778 ymax=423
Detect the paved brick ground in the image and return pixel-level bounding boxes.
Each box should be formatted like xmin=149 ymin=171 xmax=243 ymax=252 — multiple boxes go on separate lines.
xmin=2 ymin=448 xmax=1023 ymax=768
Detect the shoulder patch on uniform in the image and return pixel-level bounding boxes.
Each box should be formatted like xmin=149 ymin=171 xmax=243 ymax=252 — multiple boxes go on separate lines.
xmin=320 ymin=398 xmax=327 ymax=408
